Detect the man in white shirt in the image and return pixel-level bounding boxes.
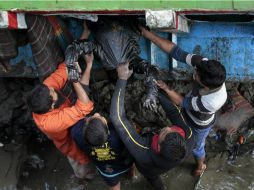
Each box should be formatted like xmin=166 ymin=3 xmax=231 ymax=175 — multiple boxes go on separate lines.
xmin=140 ymin=26 xmax=227 ymax=176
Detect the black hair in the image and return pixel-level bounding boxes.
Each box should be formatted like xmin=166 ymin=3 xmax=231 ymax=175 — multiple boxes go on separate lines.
xmin=83 ymin=118 xmax=108 ymax=146
xmin=26 ymin=84 xmax=53 ymax=114
xmin=160 ymin=132 xmax=186 ymax=161
xmin=196 ymin=60 xmax=226 ymax=89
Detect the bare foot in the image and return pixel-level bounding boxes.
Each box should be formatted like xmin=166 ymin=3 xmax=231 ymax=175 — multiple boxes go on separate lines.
xmin=193 ymin=163 xmax=207 ymax=177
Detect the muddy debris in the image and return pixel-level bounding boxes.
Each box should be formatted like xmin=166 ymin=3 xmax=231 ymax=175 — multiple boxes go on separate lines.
xmin=1 ymin=76 xmax=254 ymax=189
xmin=26 ymin=154 xmax=45 ymax=170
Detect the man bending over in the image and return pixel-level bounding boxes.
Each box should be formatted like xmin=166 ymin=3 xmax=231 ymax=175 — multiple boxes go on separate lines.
xmin=70 ymin=55 xmax=134 ymax=190
xmin=110 ymin=62 xmax=194 ymax=190
xmin=140 ymin=26 xmax=227 ymax=176
xmin=26 ymin=53 xmax=95 ymax=180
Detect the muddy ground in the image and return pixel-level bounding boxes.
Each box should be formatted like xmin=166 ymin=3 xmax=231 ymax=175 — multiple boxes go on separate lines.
xmin=0 ymin=76 xmax=254 ymax=190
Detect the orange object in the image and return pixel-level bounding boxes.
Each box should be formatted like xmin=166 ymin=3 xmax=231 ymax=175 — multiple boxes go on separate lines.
xmin=239 ymin=135 xmax=245 ymax=145
xmin=33 ymin=63 xmax=93 ymax=164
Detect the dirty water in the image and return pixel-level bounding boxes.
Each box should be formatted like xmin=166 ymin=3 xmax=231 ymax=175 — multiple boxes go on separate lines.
xmin=13 ymin=139 xmax=254 ymax=190
xmin=196 ymin=151 xmax=254 ymax=190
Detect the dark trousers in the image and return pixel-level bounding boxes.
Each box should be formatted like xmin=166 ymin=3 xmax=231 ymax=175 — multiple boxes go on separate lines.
xmin=136 ymin=163 xmax=165 ymax=190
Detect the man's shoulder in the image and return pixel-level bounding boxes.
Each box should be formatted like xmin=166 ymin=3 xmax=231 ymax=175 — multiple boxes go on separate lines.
xmin=202 ymin=83 xmax=227 ymax=99
xmin=201 ymin=83 xmax=227 ymax=111
xmin=70 ymin=119 xmax=85 ymax=137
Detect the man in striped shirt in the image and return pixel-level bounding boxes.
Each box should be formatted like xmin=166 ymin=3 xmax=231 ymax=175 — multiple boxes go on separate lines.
xmin=140 ymin=26 xmax=227 ymax=176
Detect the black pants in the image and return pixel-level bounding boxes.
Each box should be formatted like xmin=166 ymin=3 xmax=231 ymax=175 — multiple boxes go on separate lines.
xmin=136 ymin=163 xmax=166 ymax=190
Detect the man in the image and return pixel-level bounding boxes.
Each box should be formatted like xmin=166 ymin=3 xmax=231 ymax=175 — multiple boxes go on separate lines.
xmin=26 ymin=52 xmax=95 ymax=179
xmin=70 ymin=53 xmax=133 ymax=190
xmin=110 ymin=62 xmax=194 ymax=190
xmin=71 ymin=113 xmax=134 ymax=190
xmin=140 ymin=26 xmax=227 ymax=176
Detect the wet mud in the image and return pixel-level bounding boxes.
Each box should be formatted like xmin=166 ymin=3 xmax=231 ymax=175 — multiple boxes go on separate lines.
xmin=0 ymin=77 xmax=254 ymax=190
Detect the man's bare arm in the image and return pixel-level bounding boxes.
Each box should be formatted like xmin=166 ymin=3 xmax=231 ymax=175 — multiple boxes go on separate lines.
xmin=155 ymin=80 xmax=184 ymax=106
xmin=80 ymin=53 xmax=93 ymax=86
xmin=72 ymin=82 xmax=91 ymax=104
xmin=140 ymin=26 xmax=176 ymax=54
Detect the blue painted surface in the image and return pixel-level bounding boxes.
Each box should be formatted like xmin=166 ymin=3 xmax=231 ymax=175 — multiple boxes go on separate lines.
xmin=174 ymin=22 xmax=254 ymax=80
xmin=10 ymin=44 xmax=36 ymax=70
xmin=150 ymin=32 xmax=170 ymax=69
xmin=8 ymin=44 xmax=38 ymax=77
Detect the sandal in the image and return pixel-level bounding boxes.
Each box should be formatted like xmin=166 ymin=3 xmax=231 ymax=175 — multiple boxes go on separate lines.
xmin=193 ymin=164 xmax=207 ymax=177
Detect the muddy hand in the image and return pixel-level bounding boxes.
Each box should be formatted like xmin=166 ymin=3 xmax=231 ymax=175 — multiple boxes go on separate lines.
xmin=65 ymin=39 xmax=94 ymax=81
xmin=143 ymin=95 xmax=157 ymax=112
xmin=67 ymin=62 xmax=81 ymax=82
xmin=65 ymin=43 xmax=80 ymax=81
xmin=138 ymin=20 xmax=150 ymax=36
xmin=117 ymin=62 xmax=133 ymax=80
xmin=143 ymin=76 xmax=158 ymax=112
xmin=154 ymin=80 xmax=169 ymax=91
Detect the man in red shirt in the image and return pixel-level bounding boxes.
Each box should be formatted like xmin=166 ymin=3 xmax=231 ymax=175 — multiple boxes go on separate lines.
xmin=26 ymin=51 xmax=95 ymax=179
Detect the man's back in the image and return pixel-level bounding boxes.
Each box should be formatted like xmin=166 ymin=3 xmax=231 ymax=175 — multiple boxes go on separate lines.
xmin=71 ymin=119 xmax=133 ymax=176
xmin=182 ymin=55 xmax=227 ymax=128
xmin=110 ymin=79 xmax=194 ymax=175
xmin=32 ymin=63 xmax=94 ymax=164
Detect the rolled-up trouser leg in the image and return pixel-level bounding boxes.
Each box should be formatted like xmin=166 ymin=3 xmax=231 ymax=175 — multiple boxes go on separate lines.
xmin=192 ymin=126 xmax=212 ymax=160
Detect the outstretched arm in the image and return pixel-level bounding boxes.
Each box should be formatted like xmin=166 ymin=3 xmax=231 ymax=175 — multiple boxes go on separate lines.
xmin=110 ymin=63 xmax=150 ymax=162
xmin=155 ymin=80 xmax=184 ymax=106
xmin=80 ymin=53 xmax=94 ymax=86
xmin=65 ymin=40 xmax=94 ymax=81
xmin=140 ymin=27 xmax=175 ymax=54
xmin=158 ymin=92 xmax=193 ymax=139
xmin=65 ymin=21 xmax=94 ymax=82
xmin=140 ymin=26 xmax=204 ymax=67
